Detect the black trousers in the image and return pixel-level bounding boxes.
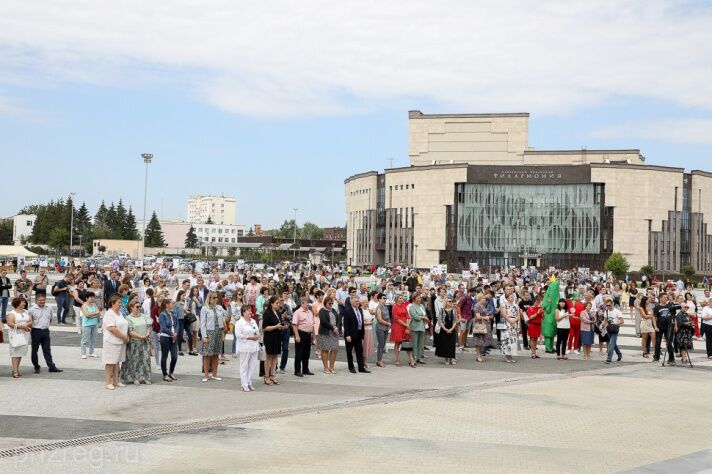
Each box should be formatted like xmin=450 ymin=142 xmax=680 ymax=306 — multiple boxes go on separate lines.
xmin=345 ymin=336 xmax=365 ymax=370
xmin=556 ymin=328 xmax=569 ymax=356
xmin=31 ymin=328 xmax=56 ymax=370
xmin=521 ymin=319 xmax=529 ymax=349
xmin=702 ymin=323 xmax=712 ymax=357
xmin=294 ymin=330 xmax=312 ymax=374
xmin=160 ymin=336 xmax=178 ymax=376
xmin=654 ymin=323 xmax=675 ymax=362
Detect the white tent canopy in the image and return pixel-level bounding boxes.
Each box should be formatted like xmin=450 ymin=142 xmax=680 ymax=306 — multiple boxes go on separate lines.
xmin=0 ymin=245 xmax=39 ymax=258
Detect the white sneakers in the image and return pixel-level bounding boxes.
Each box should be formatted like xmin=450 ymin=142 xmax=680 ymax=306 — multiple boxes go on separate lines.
xmin=81 ymin=355 xmax=87 ymax=359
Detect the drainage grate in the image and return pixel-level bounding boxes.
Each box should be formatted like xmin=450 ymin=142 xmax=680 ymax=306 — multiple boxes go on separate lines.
xmin=0 ymin=371 xmax=595 ymax=459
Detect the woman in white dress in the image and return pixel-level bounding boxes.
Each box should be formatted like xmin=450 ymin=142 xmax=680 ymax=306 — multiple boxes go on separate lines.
xmin=7 ymin=297 xmax=32 ymax=378
xmin=102 ymin=294 xmax=129 ymax=390
xmin=234 ymin=305 xmax=260 ymax=392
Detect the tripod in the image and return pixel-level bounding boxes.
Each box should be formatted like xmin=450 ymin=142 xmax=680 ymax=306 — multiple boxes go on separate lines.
xmin=661 ymin=322 xmax=694 ymax=368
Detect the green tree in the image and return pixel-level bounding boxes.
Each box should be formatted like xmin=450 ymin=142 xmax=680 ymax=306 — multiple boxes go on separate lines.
xmin=227 ymin=247 xmax=236 ymax=257
xmin=604 ymin=252 xmax=630 ymax=280
xmin=144 ymin=211 xmax=165 ymax=247
xmin=247 ymin=227 xmax=255 ymax=237
xmin=94 ymin=201 xmax=109 ymax=231
xmin=300 ymin=222 xmax=324 ymax=240
xmin=105 ymin=203 xmax=119 ymax=236
xmin=74 ymin=202 xmax=93 ymax=243
xmin=185 ymin=225 xmax=199 ymax=248
xmin=272 ymin=219 xmax=297 ymax=239
xmin=116 ymin=199 xmax=128 ymax=233
xmin=123 ymin=207 xmax=140 ymax=240
xmin=0 ymin=219 xmax=13 ymax=245
xmin=48 ymin=227 xmax=70 ymax=251
xmin=680 ymin=265 xmax=696 ymax=280
xmin=639 ymin=265 xmax=654 ymax=277
xmin=28 ymin=197 xmax=71 ymax=245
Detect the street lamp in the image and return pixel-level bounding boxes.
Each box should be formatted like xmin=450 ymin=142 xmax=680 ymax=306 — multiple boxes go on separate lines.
xmin=69 ymin=192 xmax=75 ymax=257
xmin=293 ymin=208 xmax=298 ymax=261
xmin=78 ymin=235 xmax=83 ymax=257
xmin=141 ymin=153 xmax=153 ymax=260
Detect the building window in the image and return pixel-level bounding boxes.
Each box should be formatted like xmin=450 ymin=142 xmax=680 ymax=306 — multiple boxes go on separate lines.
xmin=218 ymin=237 xmax=223 ymax=243
xmin=211 ymin=237 xmax=215 ymax=242
xmin=231 ymin=238 xmax=235 ymax=243
xmin=406 ymin=184 xmax=409 ymax=190
xmin=412 ymin=184 xmax=415 ymax=189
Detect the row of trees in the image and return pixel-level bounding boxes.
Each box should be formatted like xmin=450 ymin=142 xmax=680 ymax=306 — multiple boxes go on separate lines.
xmin=267 ymin=219 xmax=325 ymax=240
xmin=604 ymin=253 xmax=698 ymax=280
xmin=16 ymin=196 xmax=164 ymax=252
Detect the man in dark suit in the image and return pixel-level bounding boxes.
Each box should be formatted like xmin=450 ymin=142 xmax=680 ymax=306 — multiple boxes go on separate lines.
xmin=343 ymin=294 xmax=370 ymax=373
xmin=104 ymin=271 xmax=120 ymax=307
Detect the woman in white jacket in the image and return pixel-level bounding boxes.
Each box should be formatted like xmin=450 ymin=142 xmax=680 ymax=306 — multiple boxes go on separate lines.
xmin=234 ymin=304 xmax=260 ymax=392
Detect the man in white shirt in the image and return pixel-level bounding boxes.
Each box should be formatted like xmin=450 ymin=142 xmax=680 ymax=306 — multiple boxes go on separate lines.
xmin=701 ymin=299 xmax=712 ymax=359
xmin=28 ymin=295 xmax=63 ymax=374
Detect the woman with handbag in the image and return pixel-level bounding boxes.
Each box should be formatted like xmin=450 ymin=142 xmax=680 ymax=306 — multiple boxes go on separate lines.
xmin=7 ymin=297 xmax=32 ymax=378
xmin=603 ymin=298 xmax=624 ymax=364
xmin=235 ymin=305 xmax=260 ymax=391
xmin=472 ymin=293 xmax=492 ymax=363
xmin=390 ymin=293 xmax=415 ymax=367
xmin=120 ymin=299 xmax=152 ymax=385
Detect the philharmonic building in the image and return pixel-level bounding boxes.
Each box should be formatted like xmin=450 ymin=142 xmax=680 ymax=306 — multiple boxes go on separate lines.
xmin=345 ymin=110 xmax=712 ymax=272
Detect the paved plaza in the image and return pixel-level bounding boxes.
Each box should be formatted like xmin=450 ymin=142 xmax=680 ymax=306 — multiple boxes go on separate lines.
xmin=1 ymin=285 xmax=711 ymax=473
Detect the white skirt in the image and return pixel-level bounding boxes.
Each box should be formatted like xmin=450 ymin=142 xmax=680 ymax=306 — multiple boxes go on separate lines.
xmin=102 ymin=341 xmax=126 ymax=364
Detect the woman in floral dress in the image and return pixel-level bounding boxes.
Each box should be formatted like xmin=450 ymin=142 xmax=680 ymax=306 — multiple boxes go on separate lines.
xmin=499 ymin=292 xmax=519 ymax=363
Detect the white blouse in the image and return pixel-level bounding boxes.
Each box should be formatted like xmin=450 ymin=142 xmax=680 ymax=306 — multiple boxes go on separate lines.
xmin=234 ymin=318 xmax=260 ymax=353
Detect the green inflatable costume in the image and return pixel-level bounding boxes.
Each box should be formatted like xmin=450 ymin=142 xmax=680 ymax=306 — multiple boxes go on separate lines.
xmin=541 ymin=278 xmax=559 ymax=353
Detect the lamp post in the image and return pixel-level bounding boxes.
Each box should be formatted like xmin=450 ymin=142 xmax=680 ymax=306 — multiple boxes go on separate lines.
xmin=293 ymin=208 xmax=298 ymax=262
xmin=141 ymin=153 xmax=153 ymax=260
xmin=69 ymin=192 xmax=75 ymax=256
xmin=78 ymin=235 xmax=83 ymax=257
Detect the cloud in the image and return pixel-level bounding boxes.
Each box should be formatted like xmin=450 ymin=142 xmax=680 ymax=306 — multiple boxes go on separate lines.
xmin=591 ymin=118 xmax=712 ymax=144
xmin=0 ymin=0 xmax=711 ymax=117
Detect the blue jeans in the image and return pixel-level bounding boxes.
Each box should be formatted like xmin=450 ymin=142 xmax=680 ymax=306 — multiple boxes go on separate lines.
xmin=177 ymin=319 xmax=193 ymax=353
xmin=55 ymin=294 xmax=67 ymax=323
xmin=0 ymin=296 xmax=8 ymax=323
xmin=81 ymin=325 xmax=98 ymax=355
xmin=279 ymin=329 xmax=291 ymax=370
xmin=607 ymin=332 xmax=622 ymax=361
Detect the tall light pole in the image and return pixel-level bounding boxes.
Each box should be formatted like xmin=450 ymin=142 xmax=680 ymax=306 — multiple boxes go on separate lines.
xmin=69 ymin=192 xmax=75 ymax=257
xmin=141 ymin=153 xmax=153 ymax=260
xmin=293 ymin=208 xmax=298 ymax=262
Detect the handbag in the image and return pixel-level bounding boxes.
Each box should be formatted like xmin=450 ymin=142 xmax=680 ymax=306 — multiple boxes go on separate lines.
xmin=9 ymin=328 xmax=27 ymax=348
xmin=473 ymin=320 xmax=488 ymax=335
xmin=606 ymin=323 xmax=619 ymax=334
xmin=400 ymin=340 xmax=414 ymax=351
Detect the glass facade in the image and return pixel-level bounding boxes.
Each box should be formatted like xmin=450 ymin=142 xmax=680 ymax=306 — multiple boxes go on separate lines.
xmin=456 ymin=184 xmax=601 ymax=254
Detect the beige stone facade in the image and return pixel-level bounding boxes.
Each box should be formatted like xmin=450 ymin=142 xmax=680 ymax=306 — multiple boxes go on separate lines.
xmin=346 ymin=111 xmax=712 ymax=272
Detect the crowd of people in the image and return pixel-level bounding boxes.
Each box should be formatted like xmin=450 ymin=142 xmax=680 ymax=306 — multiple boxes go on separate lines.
xmin=1 ymin=262 xmax=710 ymax=389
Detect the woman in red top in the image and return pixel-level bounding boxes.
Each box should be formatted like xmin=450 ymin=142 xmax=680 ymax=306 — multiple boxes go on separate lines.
xmin=526 ymin=297 xmax=544 ymax=359
xmin=390 ymin=294 xmax=414 ymax=367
